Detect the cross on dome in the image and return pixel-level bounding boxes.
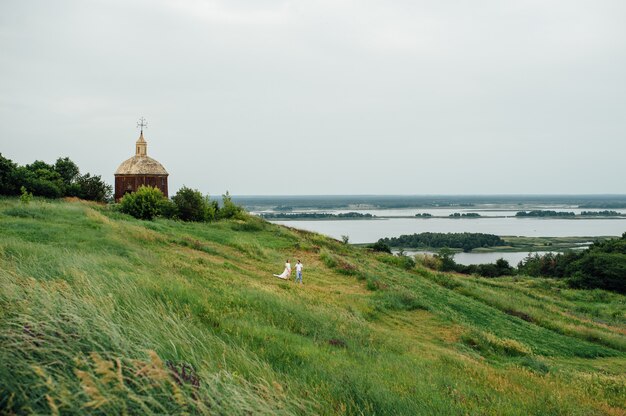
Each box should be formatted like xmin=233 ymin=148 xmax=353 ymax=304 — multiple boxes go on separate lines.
xmin=137 ymin=117 xmax=148 ymax=134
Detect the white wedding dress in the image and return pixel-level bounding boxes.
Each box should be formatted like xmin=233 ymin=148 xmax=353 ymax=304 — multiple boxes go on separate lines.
xmin=273 ymin=263 xmax=291 ymax=279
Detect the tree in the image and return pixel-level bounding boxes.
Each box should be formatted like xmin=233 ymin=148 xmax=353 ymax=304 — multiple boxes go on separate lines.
xmin=119 ymin=186 xmax=166 ymax=220
xmin=218 ymin=191 xmax=244 ymax=220
xmin=54 ymin=157 xmax=80 ymax=186
xmin=74 ymin=173 xmax=113 ymax=202
xmin=0 ymin=153 xmax=18 ymax=195
xmin=15 ymin=163 xmax=65 ymax=198
xmin=172 ymin=186 xmax=212 ymax=222
xmin=436 ymin=247 xmax=457 ymax=272
xmin=369 ymin=241 xmax=392 ymax=254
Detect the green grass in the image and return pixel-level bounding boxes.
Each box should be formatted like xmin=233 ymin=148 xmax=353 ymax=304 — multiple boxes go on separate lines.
xmin=0 ymin=197 xmax=625 ymax=415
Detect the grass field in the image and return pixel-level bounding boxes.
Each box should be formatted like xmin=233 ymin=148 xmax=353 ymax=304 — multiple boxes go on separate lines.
xmin=0 ymin=198 xmax=624 ymax=415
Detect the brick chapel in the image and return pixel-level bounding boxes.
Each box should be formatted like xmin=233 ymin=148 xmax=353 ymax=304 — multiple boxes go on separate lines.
xmin=114 ymin=120 xmax=169 ymax=201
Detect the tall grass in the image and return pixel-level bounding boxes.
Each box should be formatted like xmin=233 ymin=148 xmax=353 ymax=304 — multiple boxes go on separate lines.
xmin=0 ymin=198 xmax=624 ymax=415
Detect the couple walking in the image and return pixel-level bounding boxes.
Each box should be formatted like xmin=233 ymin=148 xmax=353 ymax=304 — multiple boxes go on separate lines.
xmin=274 ymin=259 xmax=304 ymax=284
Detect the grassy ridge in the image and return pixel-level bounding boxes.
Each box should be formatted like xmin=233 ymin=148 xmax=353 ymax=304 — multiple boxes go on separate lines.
xmin=0 ymin=198 xmax=625 ymax=415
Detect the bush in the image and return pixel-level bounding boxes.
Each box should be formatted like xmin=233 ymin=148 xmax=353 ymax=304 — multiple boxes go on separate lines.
xmin=368 ymin=241 xmax=392 ymax=254
xmin=218 ymin=191 xmax=244 ymax=220
xmin=414 ymin=253 xmax=442 ymax=270
xmin=0 ymin=154 xmax=113 ymax=202
xmin=19 ymin=186 xmax=33 ymax=205
xmin=119 ymin=186 xmax=166 ymax=220
xmin=0 ymin=153 xmax=18 ymax=195
xmin=172 ymin=186 xmax=213 ymax=222
xmin=159 ymin=198 xmax=179 ymax=219
xmin=73 ymin=173 xmax=112 ymax=202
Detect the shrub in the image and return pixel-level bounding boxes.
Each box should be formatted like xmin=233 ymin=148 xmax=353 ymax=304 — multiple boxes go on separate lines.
xmin=172 ymin=186 xmax=212 ymax=222
xmin=414 ymin=253 xmax=442 ymax=270
xmin=159 ymin=198 xmax=179 ymax=219
xmin=119 ymin=186 xmax=166 ymax=220
xmin=0 ymin=153 xmax=18 ymax=195
xmin=368 ymin=241 xmax=391 ymax=254
xmin=217 ymin=191 xmax=244 ymax=220
xmin=73 ymin=173 xmax=113 ymax=202
xmin=19 ymin=186 xmax=33 ymax=204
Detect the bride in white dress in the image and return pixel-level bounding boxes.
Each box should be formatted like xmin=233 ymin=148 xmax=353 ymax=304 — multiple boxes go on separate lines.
xmin=273 ymin=260 xmax=291 ymax=279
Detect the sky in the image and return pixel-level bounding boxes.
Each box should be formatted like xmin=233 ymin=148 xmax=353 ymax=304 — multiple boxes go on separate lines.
xmin=1 ymin=0 xmax=625 ymax=195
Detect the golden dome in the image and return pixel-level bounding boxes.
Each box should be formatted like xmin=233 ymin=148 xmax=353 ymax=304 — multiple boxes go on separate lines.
xmin=115 ymin=155 xmax=168 ymax=175
xmin=115 ymin=131 xmax=168 ymax=175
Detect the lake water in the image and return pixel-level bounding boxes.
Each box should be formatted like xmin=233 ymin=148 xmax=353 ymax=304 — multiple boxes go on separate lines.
xmin=401 ymin=250 xmax=555 ymax=266
xmin=263 ymin=206 xmax=626 ymax=265
xmin=264 ymin=206 xmax=626 ymax=218
xmin=271 ymin=216 xmax=626 ymax=244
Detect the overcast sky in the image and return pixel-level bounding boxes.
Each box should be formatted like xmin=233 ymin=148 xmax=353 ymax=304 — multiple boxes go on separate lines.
xmin=1 ymin=0 xmax=625 ymax=195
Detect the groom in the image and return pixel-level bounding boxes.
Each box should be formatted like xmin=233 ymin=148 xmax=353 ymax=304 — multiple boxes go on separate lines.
xmin=295 ymin=260 xmax=303 ymax=284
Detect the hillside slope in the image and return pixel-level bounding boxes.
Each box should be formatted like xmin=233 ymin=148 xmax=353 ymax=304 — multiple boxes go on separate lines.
xmin=0 ymin=198 xmax=624 ymax=415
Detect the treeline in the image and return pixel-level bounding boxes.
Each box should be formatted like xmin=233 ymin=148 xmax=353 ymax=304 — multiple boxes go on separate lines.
xmin=517 ymin=233 xmax=625 ymax=293
xmin=515 ymin=210 xmax=575 ymax=217
xmin=379 ymin=232 xmax=505 ymax=252
xmin=261 ymin=212 xmax=373 ymax=219
xmin=118 ymin=186 xmax=245 ymax=222
xmin=413 ymin=234 xmax=625 ymax=293
xmin=415 ymin=213 xmax=432 ymax=217
xmin=449 ymin=212 xmax=480 ymax=218
xmin=0 ymin=153 xmax=111 ymax=202
xmin=580 ymin=210 xmax=622 ymax=216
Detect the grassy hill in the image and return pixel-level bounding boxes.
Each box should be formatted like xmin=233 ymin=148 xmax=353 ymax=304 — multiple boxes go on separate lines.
xmin=0 ymin=198 xmax=624 ymax=415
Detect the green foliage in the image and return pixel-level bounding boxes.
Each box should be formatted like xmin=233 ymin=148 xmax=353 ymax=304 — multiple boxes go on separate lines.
xmin=414 ymin=253 xmax=442 ymax=270
xmin=449 ymin=212 xmax=480 ymax=218
xmin=580 ymin=210 xmax=622 ymax=216
xmin=158 ymin=198 xmax=179 ymax=219
xmin=261 ymin=212 xmax=373 ymax=219
xmin=515 ymin=210 xmax=575 ymax=217
xmin=434 ymin=249 xmax=514 ymax=277
xmin=0 ymin=198 xmax=625 ymax=415
xmin=518 ymin=234 xmax=626 ymax=293
xmin=0 ymin=153 xmax=18 ymax=195
xmin=73 ymin=173 xmax=112 ymax=202
xmin=54 ymin=156 xmax=80 ymax=185
xmin=0 ymin=154 xmax=112 ymax=202
xmin=218 ymin=191 xmax=244 ymax=220
xmin=16 ymin=162 xmax=65 ymax=198
xmin=19 ymin=186 xmax=33 ymax=205
xmin=172 ymin=186 xmax=212 ymax=222
xmin=377 ymin=252 xmax=416 ymax=270
xmin=119 ymin=186 xmax=166 ymax=220
xmin=368 ymin=241 xmax=392 ymax=254
xmin=436 ymin=247 xmax=457 ymax=272
xmin=381 ymin=232 xmax=505 ymax=252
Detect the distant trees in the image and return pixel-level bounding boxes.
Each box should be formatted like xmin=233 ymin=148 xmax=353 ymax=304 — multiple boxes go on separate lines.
xmin=368 ymin=241 xmax=392 ymax=254
xmin=517 ymin=233 xmax=626 ymax=293
xmin=449 ymin=213 xmax=480 ymax=218
xmin=380 ymin=232 xmax=505 ymax=252
xmin=580 ymin=210 xmax=622 ymax=216
xmin=515 ymin=210 xmax=575 ymax=217
xmin=0 ymin=153 xmax=112 ymax=202
xmin=261 ymin=212 xmax=373 ymax=219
